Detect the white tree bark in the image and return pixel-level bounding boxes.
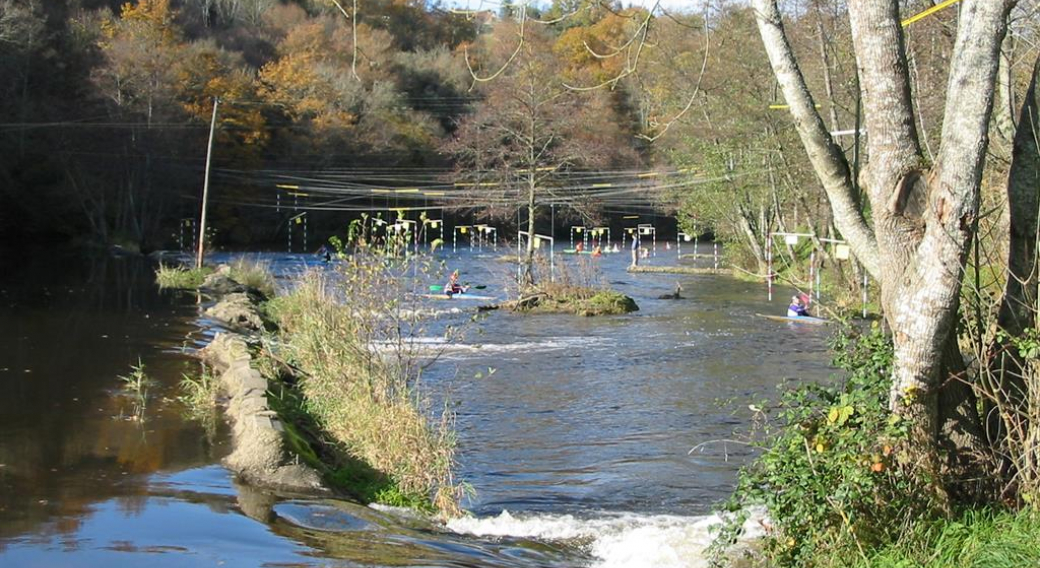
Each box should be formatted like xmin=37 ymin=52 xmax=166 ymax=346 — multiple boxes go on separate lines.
xmin=755 ymin=0 xmax=1016 ymax=471
xmin=753 ymin=0 xmax=880 ymax=279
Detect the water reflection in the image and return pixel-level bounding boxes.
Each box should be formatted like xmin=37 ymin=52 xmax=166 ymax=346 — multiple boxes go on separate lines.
xmin=0 ymin=248 xmax=226 ymax=545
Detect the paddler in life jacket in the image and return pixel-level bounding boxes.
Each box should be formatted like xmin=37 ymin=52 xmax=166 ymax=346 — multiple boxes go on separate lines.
xmin=445 ymin=270 xmax=467 ymax=296
xmin=787 ymin=294 xmax=810 ymax=317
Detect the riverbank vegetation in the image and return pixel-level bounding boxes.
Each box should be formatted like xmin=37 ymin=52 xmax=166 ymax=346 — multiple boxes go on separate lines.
xmin=261 ymin=254 xmax=464 ymax=516
xmin=155 ymin=258 xmax=274 ymax=296
xmin=177 ymin=367 xmax=220 ymax=428
xmin=508 ymin=256 xmax=638 ymax=316
xmin=155 ymin=264 xmax=213 ymax=289
xmin=704 ymin=0 xmax=1040 ymax=560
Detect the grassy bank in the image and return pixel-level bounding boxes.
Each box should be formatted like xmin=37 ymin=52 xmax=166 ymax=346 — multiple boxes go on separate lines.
xmin=841 ymin=507 xmax=1040 ymax=568
xmin=712 ymin=327 xmax=1040 ymax=567
xmin=261 ymin=257 xmax=462 ymax=516
xmin=155 ymin=258 xmax=275 ymax=297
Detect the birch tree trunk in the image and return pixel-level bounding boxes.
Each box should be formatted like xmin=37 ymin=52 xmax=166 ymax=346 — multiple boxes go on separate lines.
xmin=754 ymin=0 xmax=1016 ymax=484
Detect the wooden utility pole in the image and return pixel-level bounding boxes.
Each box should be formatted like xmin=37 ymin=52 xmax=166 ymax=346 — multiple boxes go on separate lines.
xmin=196 ymin=97 xmax=219 ymax=269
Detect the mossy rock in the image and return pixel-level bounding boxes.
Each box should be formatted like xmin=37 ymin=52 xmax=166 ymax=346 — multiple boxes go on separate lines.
xmin=512 ymin=289 xmax=639 ymax=316
xmin=578 ymin=291 xmax=639 ymax=316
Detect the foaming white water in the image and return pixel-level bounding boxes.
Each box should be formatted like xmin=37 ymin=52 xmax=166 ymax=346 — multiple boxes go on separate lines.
xmin=447 ymin=509 xmax=765 ymax=568
xmin=371 ymin=336 xmax=610 ymax=359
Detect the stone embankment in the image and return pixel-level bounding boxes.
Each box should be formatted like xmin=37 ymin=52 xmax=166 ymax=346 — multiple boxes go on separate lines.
xmin=194 ymin=268 xmax=326 ymax=493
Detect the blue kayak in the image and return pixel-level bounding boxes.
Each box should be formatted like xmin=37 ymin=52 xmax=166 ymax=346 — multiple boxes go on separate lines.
xmin=756 ymin=313 xmax=829 ymax=325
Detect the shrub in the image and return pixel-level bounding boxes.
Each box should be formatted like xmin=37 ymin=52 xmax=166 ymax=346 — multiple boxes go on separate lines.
xmin=715 ymin=326 xmax=941 ymax=567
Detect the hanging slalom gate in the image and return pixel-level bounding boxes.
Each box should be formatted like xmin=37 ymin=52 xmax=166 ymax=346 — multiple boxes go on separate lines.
xmin=422 ymin=218 xmax=444 ymax=250
xmin=389 ymin=219 xmax=418 ymax=255
xmin=517 ymin=230 xmax=555 ymax=282
xmin=473 ymin=225 xmax=498 ymax=250
xmin=622 ymin=227 xmax=637 ymax=250
xmin=637 ymin=224 xmax=657 ymax=256
xmin=766 ymin=232 xmax=869 ymax=317
xmin=675 ymin=231 xmax=720 ymax=271
xmin=453 ymin=225 xmax=474 ymax=253
xmin=288 ymin=212 xmax=308 ymax=253
xmin=179 ymin=218 xmax=197 ymax=253
xmin=589 ymin=227 xmax=610 ymax=250
xmin=677 ymin=231 xmax=695 ymax=259
xmin=570 ymin=226 xmax=587 ymax=250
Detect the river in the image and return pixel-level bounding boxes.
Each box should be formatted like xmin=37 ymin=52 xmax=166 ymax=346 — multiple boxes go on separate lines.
xmin=0 ymin=244 xmax=834 ymax=567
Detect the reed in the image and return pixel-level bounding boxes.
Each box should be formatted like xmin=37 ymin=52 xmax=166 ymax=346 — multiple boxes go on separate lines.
xmin=265 ymin=253 xmax=463 ymax=516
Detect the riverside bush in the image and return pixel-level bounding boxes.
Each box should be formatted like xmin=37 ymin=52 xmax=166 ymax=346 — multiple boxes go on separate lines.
xmin=714 ymin=327 xmax=941 ymax=567
xmin=263 ymin=254 xmax=464 ymax=516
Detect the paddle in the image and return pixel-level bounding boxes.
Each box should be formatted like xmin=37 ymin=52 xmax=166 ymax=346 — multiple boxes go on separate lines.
xmin=429 ymin=284 xmax=487 ymax=291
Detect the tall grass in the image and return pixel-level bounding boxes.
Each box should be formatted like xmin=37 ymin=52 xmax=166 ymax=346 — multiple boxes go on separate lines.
xmin=228 ymin=257 xmax=277 ymax=298
xmin=155 ymin=264 xmax=212 ymax=289
xmin=265 ymin=253 xmax=463 ymax=516
xmin=842 ymin=508 xmax=1040 ymax=568
xmin=177 ymin=367 xmax=220 ymax=435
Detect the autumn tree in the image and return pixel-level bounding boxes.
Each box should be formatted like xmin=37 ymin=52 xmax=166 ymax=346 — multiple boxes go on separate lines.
xmin=446 ymin=21 xmax=637 ymax=284
xmin=258 ymin=15 xmax=440 ymax=162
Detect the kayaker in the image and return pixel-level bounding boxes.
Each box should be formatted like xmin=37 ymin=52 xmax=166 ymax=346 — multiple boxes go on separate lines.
xmin=787 ymin=295 xmax=809 ymax=317
xmin=576 ymin=241 xmax=584 ymax=253
xmin=316 ymin=245 xmax=331 ymax=263
xmin=592 ymin=245 xmax=602 ymax=257
xmin=445 ymin=270 xmax=467 ymax=296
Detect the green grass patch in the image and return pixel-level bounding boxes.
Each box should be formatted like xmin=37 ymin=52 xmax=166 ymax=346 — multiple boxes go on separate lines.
xmin=155 ymin=264 xmax=213 ymax=289
xmin=177 ymin=367 xmax=220 ymax=425
xmin=228 ymin=258 xmax=277 ymax=298
xmin=843 ymin=508 xmax=1040 ymax=568
xmin=582 ymin=290 xmax=640 ymax=315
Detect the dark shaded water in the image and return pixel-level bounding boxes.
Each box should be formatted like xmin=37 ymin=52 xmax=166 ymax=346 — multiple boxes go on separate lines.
xmin=0 ymin=245 xmax=834 ymax=567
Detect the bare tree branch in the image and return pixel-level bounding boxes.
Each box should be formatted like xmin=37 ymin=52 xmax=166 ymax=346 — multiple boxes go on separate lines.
xmin=464 ymin=5 xmax=529 ymax=89
xmin=328 ymin=0 xmax=360 ymax=81
xmin=752 ymin=0 xmax=880 ymax=278
xmin=636 ymin=12 xmax=710 ymax=143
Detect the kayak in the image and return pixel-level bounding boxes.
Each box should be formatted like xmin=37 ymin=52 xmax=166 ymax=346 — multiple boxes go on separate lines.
xmin=418 ymin=291 xmax=495 ymax=299
xmin=756 ymin=313 xmax=829 ymax=325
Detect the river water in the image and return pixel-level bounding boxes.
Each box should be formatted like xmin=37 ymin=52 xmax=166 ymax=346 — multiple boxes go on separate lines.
xmin=0 ymin=245 xmax=834 ymax=568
